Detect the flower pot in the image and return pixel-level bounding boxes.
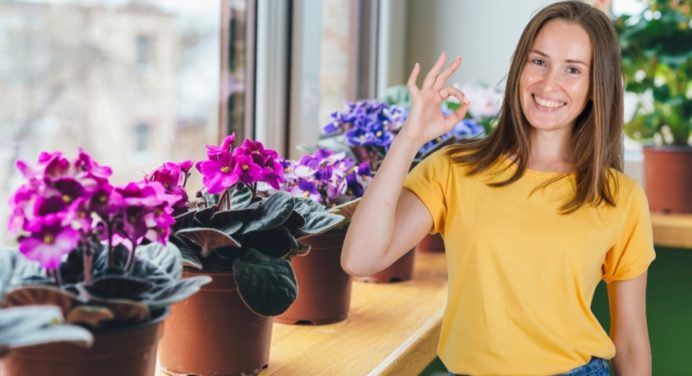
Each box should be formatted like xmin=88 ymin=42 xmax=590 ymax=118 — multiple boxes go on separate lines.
xmin=275 ymin=229 xmax=352 ymax=325
xmin=416 ymin=233 xmax=445 ymax=253
xmin=158 ymin=270 xmax=272 ymax=376
xmin=356 ymin=249 xmax=416 ymax=283
xmin=0 ymin=310 xmax=166 ymax=376
xmin=643 ymin=146 xmax=692 ymax=214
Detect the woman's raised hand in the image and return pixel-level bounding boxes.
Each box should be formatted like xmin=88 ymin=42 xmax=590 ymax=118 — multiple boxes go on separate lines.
xmin=400 ymin=52 xmax=470 ymax=146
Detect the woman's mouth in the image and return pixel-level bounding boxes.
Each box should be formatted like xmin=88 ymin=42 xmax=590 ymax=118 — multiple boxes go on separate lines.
xmin=533 ymin=94 xmax=566 ymax=112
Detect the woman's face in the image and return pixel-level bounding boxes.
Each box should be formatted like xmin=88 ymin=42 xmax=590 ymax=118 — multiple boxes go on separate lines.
xmin=519 ymin=19 xmax=592 ymax=134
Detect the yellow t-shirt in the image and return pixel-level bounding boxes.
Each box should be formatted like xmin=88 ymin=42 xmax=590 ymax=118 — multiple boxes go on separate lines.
xmin=403 ymin=147 xmax=656 ymax=376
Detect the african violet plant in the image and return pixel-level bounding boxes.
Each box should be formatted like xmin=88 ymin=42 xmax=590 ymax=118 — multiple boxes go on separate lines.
xmin=153 ymin=134 xmax=345 ymax=316
xmin=0 ymin=250 xmax=93 ymax=357
xmin=274 ymin=148 xmax=372 ymax=223
xmin=2 ymin=149 xmax=211 ymax=329
xmin=320 ymin=85 xmax=496 ymax=170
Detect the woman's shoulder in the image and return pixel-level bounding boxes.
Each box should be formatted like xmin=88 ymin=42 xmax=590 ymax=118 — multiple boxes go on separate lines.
xmin=607 ymin=168 xmax=646 ymax=205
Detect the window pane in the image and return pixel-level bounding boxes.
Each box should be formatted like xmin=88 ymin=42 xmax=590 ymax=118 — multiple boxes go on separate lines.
xmin=0 ymin=0 xmax=232 ymax=238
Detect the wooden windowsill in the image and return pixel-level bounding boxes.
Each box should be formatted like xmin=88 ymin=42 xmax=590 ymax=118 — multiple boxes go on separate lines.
xmin=261 ymin=252 xmax=448 ymax=376
xmin=651 ymin=213 xmax=692 ymax=249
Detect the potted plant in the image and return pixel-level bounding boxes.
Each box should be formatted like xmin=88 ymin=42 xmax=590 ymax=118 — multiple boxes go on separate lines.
xmin=615 ymin=0 xmax=692 ymax=213
xmin=0 ymin=149 xmax=211 ymax=376
xmin=269 ymin=148 xmax=371 ymax=324
xmin=156 ymin=134 xmax=344 ymax=376
xmin=0 ymin=250 xmax=93 ymax=358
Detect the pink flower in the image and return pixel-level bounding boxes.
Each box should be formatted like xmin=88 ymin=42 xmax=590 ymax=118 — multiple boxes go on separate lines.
xmin=18 ymin=214 xmax=80 ymax=270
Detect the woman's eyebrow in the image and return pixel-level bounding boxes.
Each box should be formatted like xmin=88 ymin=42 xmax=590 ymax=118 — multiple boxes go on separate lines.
xmin=529 ymin=49 xmax=589 ymax=66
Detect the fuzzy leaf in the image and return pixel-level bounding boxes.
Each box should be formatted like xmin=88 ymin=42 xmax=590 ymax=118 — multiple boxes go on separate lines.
xmin=297 ymin=212 xmax=345 ymax=237
xmin=241 ymin=192 xmax=295 ymax=234
xmin=85 ymin=276 xmax=153 ymax=300
xmin=0 ymin=306 xmax=93 ymax=350
xmin=233 ymin=248 xmax=297 ymax=316
xmin=0 ymin=247 xmax=45 ymax=297
xmin=3 ymin=285 xmax=82 ymax=314
xmin=229 ymin=184 xmax=253 ymax=209
xmin=178 ymin=244 xmax=203 ymax=270
xmin=176 ymin=228 xmax=241 ymax=258
xmin=292 ymin=196 xmax=325 ymax=217
xmin=194 ymin=206 xmax=218 ymax=226
xmin=247 ymin=227 xmax=299 ymax=258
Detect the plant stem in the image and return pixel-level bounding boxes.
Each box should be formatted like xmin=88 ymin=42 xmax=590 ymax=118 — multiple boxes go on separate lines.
xmin=125 ymin=244 xmax=137 ymax=272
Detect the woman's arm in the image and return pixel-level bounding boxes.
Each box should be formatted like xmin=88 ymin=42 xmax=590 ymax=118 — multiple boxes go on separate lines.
xmin=341 ymin=52 xmax=469 ymax=277
xmin=607 ymin=271 xmax=652 ymax=376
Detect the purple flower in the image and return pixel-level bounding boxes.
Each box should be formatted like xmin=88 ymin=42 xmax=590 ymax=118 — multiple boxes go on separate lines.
xmin=205 ymin=134 xmax=236 ymax=158
xmin=277 ymin=148 xmax=372 ymax=206
xmin=18 ymin=214 xmax=80 ymax=270
xmin=196 ymin=152 xmax=240 ymax=194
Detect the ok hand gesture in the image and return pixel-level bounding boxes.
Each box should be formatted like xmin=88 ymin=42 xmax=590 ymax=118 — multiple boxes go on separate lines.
xmin=399 ymin=52 xmax=470 ymax=147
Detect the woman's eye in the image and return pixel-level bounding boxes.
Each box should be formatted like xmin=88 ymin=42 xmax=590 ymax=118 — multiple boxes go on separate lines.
xmin=531 ymin=58 xmax=545 ymax=66
xmin=567 ymin=66 xmax=581 ymax=74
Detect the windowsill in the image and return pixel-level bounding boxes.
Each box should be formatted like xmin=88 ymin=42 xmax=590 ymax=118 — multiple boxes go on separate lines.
xmin=651 ymin=213 xmax=692 ymax=249
xmin=260 ymin=252 xmax=448 ymax=375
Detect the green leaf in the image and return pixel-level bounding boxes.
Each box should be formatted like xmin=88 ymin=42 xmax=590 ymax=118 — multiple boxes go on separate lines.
xmin=0 ymin=247 xmax=44 ymax=297
xmin=209 ymin=211 xmax=244 ymax=235
xmin=194 ymin=206 xmax=218 ymax=226
xmin=247 ymin=227 xmax=299 ymax=258
xmin=292 ymin=196 xmax=325 ymax=217
xmin=0 ymin=306 xmax=93 ymax=350
xmin=297 ymin=212 xmax=345 ymax=237
xmin=176 ymin=228 xmax=241 ymax=258
xmin=85 ymin=276 xmax=153 ymax=300
xmin=178 ymin=245 xmax=203 ymax=270
xmin=233 ymin=248 xmax=297 ymax=316
xmin=241 ymin=192 xmax=295 ymax=234
xmin=229 ymin=184 xmax=253 ymax=209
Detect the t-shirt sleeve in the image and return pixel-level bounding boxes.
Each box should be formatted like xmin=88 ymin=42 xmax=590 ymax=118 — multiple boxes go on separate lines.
xmin=602 ymin=184 xmax=656 ymax=283
xmin=402 ymin=147 xmax=450 ymax=234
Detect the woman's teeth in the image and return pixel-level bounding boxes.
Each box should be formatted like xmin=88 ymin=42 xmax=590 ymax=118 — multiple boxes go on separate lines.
xmin=534 ymin=95 xmax=564 ymax=109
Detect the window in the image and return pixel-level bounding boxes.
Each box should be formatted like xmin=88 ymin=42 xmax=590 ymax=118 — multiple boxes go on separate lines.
xmin=0 ymin=0 xmax=253 ymax=239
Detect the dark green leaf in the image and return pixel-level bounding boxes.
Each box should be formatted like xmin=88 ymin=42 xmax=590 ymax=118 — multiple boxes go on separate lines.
xmin=85 ymin=276 xmax=153 ymax=299
xmin=292 ymin=196 xmax=324 ymax=217
xmin=297 ymin=212 xmax=345 ymax=237
xmin=247 ymin=227 xmax=299 ymax=258
xmin=0 ymin=306 xmax=93 ymax=350
xmin=241 ymin=192 xmax=295 ymax=234
xmin=0 ymin=247 xmax=44 ymax=297
xmin=194 ymin=206 xmax=218 ymax=226
xmin=176 ymin=228 xmax=241 ymax=258
xmin=229 ymin=184 xmax=253 ymax=209
xmin=233 ymin=248 xmax=297 ymax=316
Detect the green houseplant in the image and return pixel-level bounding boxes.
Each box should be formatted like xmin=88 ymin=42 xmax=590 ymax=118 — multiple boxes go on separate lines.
xmin=156 ymin=134 xmax=344 ymax=375
xmin=0 ymin=250 xmax=93 ymax=357
xmin=0 ymin=149 xmax=210 ymax=376
xmin=615 ymin=0 xmax=692 ymax=213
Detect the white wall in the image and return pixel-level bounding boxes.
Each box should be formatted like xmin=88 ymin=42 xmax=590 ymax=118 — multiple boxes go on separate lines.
xmin=403 ymin=0 xmax=556 ymax=87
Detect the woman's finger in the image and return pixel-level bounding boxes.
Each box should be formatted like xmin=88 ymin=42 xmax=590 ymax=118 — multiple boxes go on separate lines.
xmin=406 ymin=63 xmax=421 ymax=95
xmin=433 ymin=56 xmax=462 ymax=90
xmin=421 ymin=52 xmax=448 ymax=90
xmin=439 ymin=86 xmax=470 ymax=127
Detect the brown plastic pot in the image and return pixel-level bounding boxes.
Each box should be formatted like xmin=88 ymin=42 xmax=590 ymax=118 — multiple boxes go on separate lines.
xmin=643 ymin=146 xmax=692 ymax=214
xmin=275 ymin=229 xmax=352 ymax=325
xmin=356 ymin=248 xmax=416 ymax=283
xmin=1 ymin=310 xmax=166 ymax=376
xmin=158 ymin=270 xmax=272 ymax=376
xmin=416 ymin=233 xmax=445 ymax=253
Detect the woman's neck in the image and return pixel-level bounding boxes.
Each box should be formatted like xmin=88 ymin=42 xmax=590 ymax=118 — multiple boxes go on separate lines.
xmin=527 ymin=129 xmax=573 ymax=172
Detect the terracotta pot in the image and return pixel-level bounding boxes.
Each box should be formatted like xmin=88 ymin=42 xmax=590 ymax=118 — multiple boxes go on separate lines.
xmin=1 ymin=310 xmax=166 ymax=376
xmin=158 ymin=270 xmax=272 ymax=376
xmin=643 ymin=146 xmax=692 ymax=214
xmin=356 ymin=249 xmax=416 ymax=283
xmin=416 ymin=233 xmax=445 ymax=253
xmin=275 ymin=230 xmax=352 ymax=325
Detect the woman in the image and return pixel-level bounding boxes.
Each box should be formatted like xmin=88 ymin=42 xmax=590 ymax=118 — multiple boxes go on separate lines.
xmin=341 ymin=2 xmax=655 ymax=375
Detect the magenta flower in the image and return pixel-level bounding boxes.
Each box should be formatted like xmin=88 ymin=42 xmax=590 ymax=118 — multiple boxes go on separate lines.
xmin=205 ymin=134 xmax=236 ymax=158
xmin=18 ymin=214 xmax=80 ymax=270
xmin=196 ymin=152 xmax=240 ymax=194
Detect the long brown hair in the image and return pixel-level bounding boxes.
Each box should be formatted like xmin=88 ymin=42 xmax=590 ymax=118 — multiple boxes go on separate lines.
xmin=447 ymin=0 xmax=624 ymax=213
